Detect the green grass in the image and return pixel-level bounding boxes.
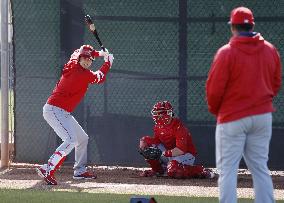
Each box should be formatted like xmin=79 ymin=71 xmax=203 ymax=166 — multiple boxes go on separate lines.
xmin=0 ymin=189 xmax=283 ymax=203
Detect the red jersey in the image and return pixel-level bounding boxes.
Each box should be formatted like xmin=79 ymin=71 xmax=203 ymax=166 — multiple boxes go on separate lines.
xmin=144 ymin=118 xmax=197 ymax=156
xmin=47 ymin=58 xmax=110 ymax=112
xmin=206 ymin=33 xmax=282 ymax=123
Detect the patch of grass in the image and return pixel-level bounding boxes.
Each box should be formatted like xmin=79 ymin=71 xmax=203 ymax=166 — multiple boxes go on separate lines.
xmin=0 ymin=189 xmax=283 ymax=203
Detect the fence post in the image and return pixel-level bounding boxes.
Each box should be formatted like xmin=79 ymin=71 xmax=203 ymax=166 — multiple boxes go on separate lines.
xmin=178 ymin=0 xmax=188 ymax=122
xmin=1 ymin=0 xmax=10 ymax=168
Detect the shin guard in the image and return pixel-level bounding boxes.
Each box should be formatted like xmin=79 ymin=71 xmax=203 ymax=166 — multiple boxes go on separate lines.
xmin=145 ymin=159 xmax=164 ymax=174
xmin=183 ymin=164 xmax=204 ymax=178
xmin=167 ymin=160 xmax=205 ymax=178
xmin=167 ymin=160 xmax=184 ymax=178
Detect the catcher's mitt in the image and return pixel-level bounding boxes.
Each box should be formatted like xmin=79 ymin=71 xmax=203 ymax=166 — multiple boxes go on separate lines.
xmin=139 ymin=147 xmax=162 ymax=160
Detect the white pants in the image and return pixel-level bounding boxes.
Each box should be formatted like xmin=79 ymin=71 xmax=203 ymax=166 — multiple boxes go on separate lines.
xmin=43 ymin=104 xmax=89 ymax=175
xmin=216 ymin=113 xmax=275 ymax=203
xmin=156 ymin=144 xmax=196 ymax=166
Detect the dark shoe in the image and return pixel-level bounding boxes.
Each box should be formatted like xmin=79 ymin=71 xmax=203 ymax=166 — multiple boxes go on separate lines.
xmin=139 ymin=170 xmax=166 ymax=177
xmin=140 ymin=170 xmax=156 ymax=177
xmin=201 ymin=168 xmax=215 ymax=179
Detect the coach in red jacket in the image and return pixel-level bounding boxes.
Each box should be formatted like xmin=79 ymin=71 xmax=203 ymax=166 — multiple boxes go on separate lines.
xmin=206 ymin=7 xmax=281 ymax=203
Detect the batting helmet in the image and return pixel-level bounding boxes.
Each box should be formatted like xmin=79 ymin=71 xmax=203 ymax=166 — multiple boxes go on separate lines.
xmin=78 ymin=45 xmax=94 ymax=60
xmin=151 ymin=101 xmax=174 ymax=126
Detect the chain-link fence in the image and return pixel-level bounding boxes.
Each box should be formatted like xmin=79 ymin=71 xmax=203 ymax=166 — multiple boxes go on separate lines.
xmin=11 ymin=0 xmax=284 ymax=169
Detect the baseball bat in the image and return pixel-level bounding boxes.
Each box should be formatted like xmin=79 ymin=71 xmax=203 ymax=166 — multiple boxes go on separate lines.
xmin=84 ymin=14 xmax=106 ymax=51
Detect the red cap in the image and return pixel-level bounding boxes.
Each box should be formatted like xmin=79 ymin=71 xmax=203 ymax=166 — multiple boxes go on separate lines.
xmin=229 ymin=7 xmax=254 ymax=25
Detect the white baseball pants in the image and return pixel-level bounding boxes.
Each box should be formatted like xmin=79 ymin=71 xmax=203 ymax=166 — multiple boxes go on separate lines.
xmin=156 ymin=144 xmax=196 ymax=166
xmin=216 ymin=113 xmax=275 ymax=203
xmin=43 ymin=104 xmax=89 ymax=175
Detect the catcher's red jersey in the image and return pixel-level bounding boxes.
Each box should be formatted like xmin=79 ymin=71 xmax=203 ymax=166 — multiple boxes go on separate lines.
xmin=148 ymin=118 xmax=197 ymax=156
xmin=47 ymin=59 xmax=110 ymax=112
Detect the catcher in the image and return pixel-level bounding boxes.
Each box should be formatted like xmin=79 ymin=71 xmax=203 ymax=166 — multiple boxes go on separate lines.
xmin=139 ymin=101 xmax=215 ymax=179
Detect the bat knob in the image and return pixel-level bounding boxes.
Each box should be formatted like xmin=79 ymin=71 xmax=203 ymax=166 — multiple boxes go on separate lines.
xmin=85 ymin=15 xmax=93 ymax=25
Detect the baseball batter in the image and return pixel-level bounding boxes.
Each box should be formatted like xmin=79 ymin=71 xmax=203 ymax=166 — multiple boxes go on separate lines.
xmin=139 ymin=101 xmax=215 ymax=179
xmin=36 ymin=45 xmax=114 ymax=185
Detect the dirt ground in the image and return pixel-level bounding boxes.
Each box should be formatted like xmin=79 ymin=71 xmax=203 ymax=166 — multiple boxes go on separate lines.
xmin=0 ymin=163 xmax=283 ymax=200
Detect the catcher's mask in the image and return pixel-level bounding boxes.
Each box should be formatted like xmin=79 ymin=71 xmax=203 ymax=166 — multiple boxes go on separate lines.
xmin=151 ymin=101 xmax=174 ymax=126
xmin=78 ymin=45 xmax=95 ymax=61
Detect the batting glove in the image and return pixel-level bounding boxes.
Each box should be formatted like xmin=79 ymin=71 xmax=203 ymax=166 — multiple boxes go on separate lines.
xmin=105 ymin=54 xmax=114 ymax=66
xmin=98 ymin=48 xmax=109 ymax=57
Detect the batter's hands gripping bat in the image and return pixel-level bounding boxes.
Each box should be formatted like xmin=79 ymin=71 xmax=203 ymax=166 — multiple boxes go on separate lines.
xmin=84 ymin=14 xmax=106 ymax=51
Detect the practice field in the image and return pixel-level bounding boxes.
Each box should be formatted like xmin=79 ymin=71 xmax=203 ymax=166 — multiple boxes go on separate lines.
xmin=0 ymin=163 xmax=283 ymax=203
xmin=2 ymin=189 xmax=283 ymax=203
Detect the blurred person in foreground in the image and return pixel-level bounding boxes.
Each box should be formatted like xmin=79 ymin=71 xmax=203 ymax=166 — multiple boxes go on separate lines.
xmin=206 ymin=6 xmax=282 ymax=203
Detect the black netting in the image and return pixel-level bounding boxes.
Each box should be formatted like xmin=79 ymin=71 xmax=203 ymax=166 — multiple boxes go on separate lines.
xmin=12 ymin=0 xmax=60 ymax=162
xmin=12 ymin=0 xmax=284 ymax=168
xmin=84 ymin=0 xmax=179 ymax=17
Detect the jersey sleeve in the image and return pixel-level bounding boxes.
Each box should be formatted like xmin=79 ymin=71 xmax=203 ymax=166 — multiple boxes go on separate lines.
xmin=272 ymin=48 xmax=282 ymax=96
xmin=62 ymin=60 xmax=77 ymax=75
xmin=87 ymin=62 xmax=111 ymax=84
xmin=206 ymin=47 xmax=231 ymax=115
xmin=141 ymin=135 xmax=161 ymax=146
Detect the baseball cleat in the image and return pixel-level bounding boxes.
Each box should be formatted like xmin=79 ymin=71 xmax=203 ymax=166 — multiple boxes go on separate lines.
xmin=73 ymin=171 xmax=97 ymax=180
xmin=35 ymin=167 xmax=57 ymax=185
xmin=139 ymin=170 xmax=166 ymax=177
xmin=201 ymin=168 xmax=215 ymax=179
xmin=139 ymin=170 xmax=157 ymax=177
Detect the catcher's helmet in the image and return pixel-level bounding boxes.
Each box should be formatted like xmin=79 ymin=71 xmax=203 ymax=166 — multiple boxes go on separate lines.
xmin=78 ymin=45 xmax=94 ymax=60
xmin=151 ymin=101 xmax=174 ymax=126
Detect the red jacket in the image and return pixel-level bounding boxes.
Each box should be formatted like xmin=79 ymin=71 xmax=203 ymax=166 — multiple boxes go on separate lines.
xmin=206 ymin=33 xmax=282 ymax=123
xmin=144 ymin=118 xmax=197 ymax=156
xmin=47 ymin=58 xmax=110 ymax=112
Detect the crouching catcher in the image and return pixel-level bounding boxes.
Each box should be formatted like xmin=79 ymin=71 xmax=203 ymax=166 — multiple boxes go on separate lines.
xmin=139 ymin=101 xmax=215 ymax=179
